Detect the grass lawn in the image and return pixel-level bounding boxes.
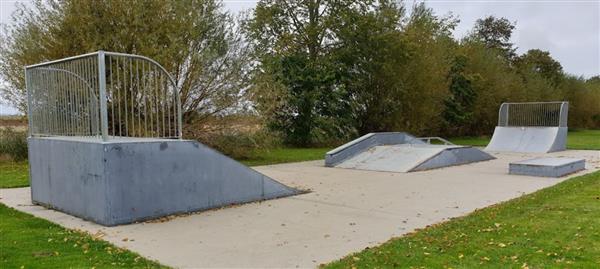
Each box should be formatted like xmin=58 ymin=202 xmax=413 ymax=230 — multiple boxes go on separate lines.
xmin=0 ymin=204 xmax=166 ymax=268
xmin=0 ymin=161 xmax=29 ymax=188
xmin=241 ymin=147 xmax=330 ymax=166
xmin=449 ymin=129 xmax=600 ymax=150
xmin=325 ymin=171 xmax=600 ymax=268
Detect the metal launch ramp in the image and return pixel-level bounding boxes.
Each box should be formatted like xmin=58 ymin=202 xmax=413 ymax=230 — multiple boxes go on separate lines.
xmin=485 ymin=102 xmax=569 ymax=153
xmin=25 ymin=51 xmax=300 ymax=226
xmin=325 ymin=132 xmax=494 ymax=173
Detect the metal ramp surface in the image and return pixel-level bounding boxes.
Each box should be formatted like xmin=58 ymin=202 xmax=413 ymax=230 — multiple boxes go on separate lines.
xmin=326 ymin=132 xmax=494 ymax=173
xmin=485 ymin=126 xmax=567 ymax=153
xmin=485 ymin=102 xmax=568 ymax=153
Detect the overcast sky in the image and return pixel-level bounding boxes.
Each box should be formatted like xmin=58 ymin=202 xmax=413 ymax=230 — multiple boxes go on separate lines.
xmin=1 ymin=0 xmax=599 ymax=115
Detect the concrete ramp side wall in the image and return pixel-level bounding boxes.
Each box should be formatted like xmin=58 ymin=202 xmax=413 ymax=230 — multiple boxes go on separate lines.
xmin=28 ymin=137 xmax=299 ymax=226
xmin=325 ymin=132 xmax=412 ymax=167
xmin=28 ymin=138 xmax=110 ymax=224
xmin=411 ymin=147 xmax=496 ymax=172
xmin=549 ymin=127 xmax=568 ymax=152
xmin=104 ymin=140 xmax=299 ymax=225
xmin=485 ymin=127 xmax=567 ymax=153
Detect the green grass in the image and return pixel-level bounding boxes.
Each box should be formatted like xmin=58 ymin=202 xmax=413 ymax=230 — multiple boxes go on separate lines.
xmin=566 ymin=129 xmax=600 ymax=150
xmin=240 ymin=147 xmax=331 ymax=166
xmin=449 ymin=129 xmax=600 ymax=150
xmin=0 ymin=161 xmax=29 ymax=188
xmin=0 ymin=203 xmax=167 ymax=268
xmin=325 ymin=171 xmax=600 ymax=268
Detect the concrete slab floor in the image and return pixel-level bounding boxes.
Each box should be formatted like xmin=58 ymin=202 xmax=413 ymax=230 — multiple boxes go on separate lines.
xmin=1 ymin=150 xmax=599 ymax=269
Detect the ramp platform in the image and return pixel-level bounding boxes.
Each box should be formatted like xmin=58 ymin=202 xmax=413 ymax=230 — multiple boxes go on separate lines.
xmin=28 ymin=137 xmax=300 ymax=226
xmin=485 ymin=126 xmax=567 ymax=153
xmin=326 ymin=132 xmax=494 ymax=173
xmin=509 ymin=157 xmax=585 ymax=177
xmin=485 ymin=102 xmax=569 ymax=153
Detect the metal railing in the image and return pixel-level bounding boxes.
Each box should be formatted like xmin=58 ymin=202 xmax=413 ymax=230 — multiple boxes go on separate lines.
xmin=498 ymin=101 xmax=568 ymax=128
xmin=25 ymin=51 xmax=182 ymax=141
xmin=408 ymin=137 xmax=455 ymax=145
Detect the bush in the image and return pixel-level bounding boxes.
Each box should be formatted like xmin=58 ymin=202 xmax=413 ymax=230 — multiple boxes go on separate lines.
xmin=202 ymin=130 xmax=274 ymax=160
xmin=184 ymin=114 xmax=283 ymax=160
xmin=0 ymin=128 xmax=28 ymax=161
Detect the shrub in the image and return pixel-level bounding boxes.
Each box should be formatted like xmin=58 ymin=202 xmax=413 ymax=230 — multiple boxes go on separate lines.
xmin=0 ymin=128 xmax=28 ymax=161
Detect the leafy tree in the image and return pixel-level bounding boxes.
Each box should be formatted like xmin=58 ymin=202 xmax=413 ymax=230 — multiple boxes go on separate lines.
xmin=246 ymin=0 xmax=368 ymax=145
xmin=443 ymin=54 xmax=477 ymax=134
xmin=515 ymin=49 xmax=564 ymax=86
xmin=0 ymin=0 xmax=249 ymax=125
xmin=471 ymin=16 xmax=516 ymax=60
xmin=334 ymin=0 xmax=407 ymax=134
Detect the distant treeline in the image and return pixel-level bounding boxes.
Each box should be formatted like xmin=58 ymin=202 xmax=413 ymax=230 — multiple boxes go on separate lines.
xmin=1 ymin=0 xmax=599 ymax=146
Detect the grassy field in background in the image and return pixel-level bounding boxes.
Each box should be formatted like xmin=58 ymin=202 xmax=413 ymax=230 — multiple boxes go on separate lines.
xmin=0 ymin=204 xmax=166 ymax=268
xmin=449 ymin=129 xmax=600 ymax=150
xmin=241 ymin=147 xmax=330 ymax=166
xmin=0 ymin=161 xmax=29 ymax=188
xmin=325 ymin=171 xmax=600 ymax=268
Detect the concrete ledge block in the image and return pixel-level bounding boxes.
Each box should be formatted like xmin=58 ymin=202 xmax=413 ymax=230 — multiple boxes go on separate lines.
xmin=509 ymin=157 xmax=585 ymax=177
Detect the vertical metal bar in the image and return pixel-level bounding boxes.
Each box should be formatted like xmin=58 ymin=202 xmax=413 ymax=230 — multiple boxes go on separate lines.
xmin=25 ymin=68 xmax=34 ymax=136
xmin=58 ymin=63 xmax=65 ymax=135
xmin=117 ymin=57 xmax=122 ymax=137
xmin=149 ymin=64 xmax=155 ymax=137
xmin=161 ymin=74 xmax=166 ymax=137
xmin=98 ymin=51 xmax=109 ymax=141
xmin=124 ymin=57 xmax=129 ymax=137
xmin=136 ymin=60 xmax=143 ymax=136
xmin=142 ymin=61 xmax=147 ymax=137
xmin=176 ymin=79 xmax=182 ymax=139
xmin=130 ymin=58 xmax=135 ymax=137
xmin=109 ymin=56 xmax=115 ymax=137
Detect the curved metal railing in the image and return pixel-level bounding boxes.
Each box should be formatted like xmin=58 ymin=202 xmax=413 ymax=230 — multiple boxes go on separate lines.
xmin=25 ymin=51 xmax=182 ymax=140
xmin=498 ymin=101 xmax=568 ymax=128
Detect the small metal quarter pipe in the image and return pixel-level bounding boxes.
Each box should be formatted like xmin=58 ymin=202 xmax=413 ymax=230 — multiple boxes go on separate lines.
xmin=485 ymin=102 xmax=568 ymax=153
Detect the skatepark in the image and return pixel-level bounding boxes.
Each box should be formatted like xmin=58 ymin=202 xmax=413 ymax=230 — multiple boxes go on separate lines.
xmin=1 ymin=52 xmax=599 ymax=268
xmin=2 ymin=149 xmax=598 ymax=268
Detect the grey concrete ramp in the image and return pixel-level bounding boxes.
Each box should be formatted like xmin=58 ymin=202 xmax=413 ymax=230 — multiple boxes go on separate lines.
xmin=485 ymin=127 xmax=567 ymax=153
xmin=327 ymin=132 xmax=494 ymax=173
xmin=28 ymin=137 xmax=299 ymax=226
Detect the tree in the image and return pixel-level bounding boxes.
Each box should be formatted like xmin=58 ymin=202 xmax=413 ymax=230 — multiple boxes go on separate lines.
xmin=0 ymin=0 xmax=249 ymax=125
xmin=515 ymin=49 xmax=564 ymax=86
xmin=334 ymin=0 xmax=407 ymax=134
xmin=471 ymin=16 xmax=516 ymax=60
xmin=443 ymin=54 xmax=476 ymax=134
xmin=246 ymin=0 xmax=369 ymax=145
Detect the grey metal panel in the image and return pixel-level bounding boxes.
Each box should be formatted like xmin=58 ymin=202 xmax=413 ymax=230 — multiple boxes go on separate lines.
xmin=103 ymin=140 xmax=298 ymax=224
xmin=324 ymin=132 xmax=422 ymax=167
xmin=28 ymin=138 xmax=109 ymax=224
xmin=411 ymin=146 xmax=496 ymax=172
xmin=28 ymin=137 xmax=299 ymax=226
xmin=335 ymin=144 xmax=447 ymax=172
xmin=485 ymin=127 xmax=568 ymax=153
xmin=509 ymin=158 xmax=585 ymax=177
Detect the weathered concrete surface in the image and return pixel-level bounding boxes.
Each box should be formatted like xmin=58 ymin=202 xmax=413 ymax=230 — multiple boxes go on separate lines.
xmin=336 ymin=144 xmax=494 ymax=172
xmin=485 ymin=126 xmax=568 ymax=153
xmin=27 ymin=137 xmax=299 ymax=226
xmin=2 ymin=150 xmax=599 ymax=268
xmin=327 ymin=132 xmax=494 ymax=173
xmin=510 ymin=157 xmax=586 ymax=177
xmin=325 ymin=132 xmax=421 ymax=167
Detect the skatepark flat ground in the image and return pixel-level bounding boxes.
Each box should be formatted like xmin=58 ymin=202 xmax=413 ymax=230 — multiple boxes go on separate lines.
xmin=1 ymin=150 xmax=599 ymax=268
